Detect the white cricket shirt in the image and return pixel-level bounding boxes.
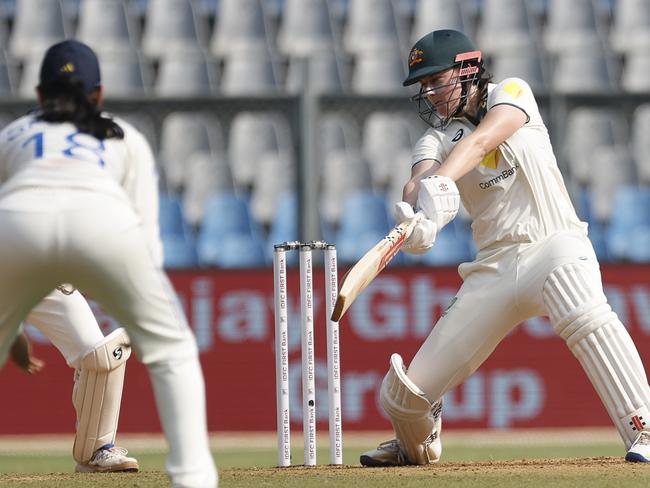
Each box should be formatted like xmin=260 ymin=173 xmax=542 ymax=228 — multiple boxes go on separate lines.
xmin=411 ymin=77 xmax=587 ymax=251
xmin=0 ymin=112 xmax=163 ymax=267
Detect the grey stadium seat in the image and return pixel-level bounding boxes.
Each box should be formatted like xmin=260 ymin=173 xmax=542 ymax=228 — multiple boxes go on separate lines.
xmin=476 ymin=0 xmax=540 ymax=56
xmin=155 ymin=49 xmax=218 ymax=97
xmin=562 ymin=107 xmax=628 ymax=186
xmin=250 ymin=150 xmax=296 ymax=226
xmin=277 ymin=0 xmax=338 ymax=57
xmin=551 ymin=44 xmax=616 ymax=95
xmin=97 ymin=48 xmax=150 ymax=98
xmin=228 ymin=112 xmax=292 ymax=191
xmin=362 ymin=111 xmax=415 ymax=189
xmin=76 ymin=0 xmax=138 ymax=53
xmin=351 ymin=43 xmax=405 ymax=94
xmin=589 ymin=146 xmax=636 ymax=223
xmin=610 ymin=0 xmax=650 ymax=55
xmin=220 ymin=45 xmax=280 ymax=95
xmin=320 ymin=149 xmax=373 ymax=227
xmin=491 ymin=47 xmax=547 ymax=92
xmin=544 ymin=0 xmax=605 ymax=55
xmin=159 ymin=112 xmax=222 ymax=192
xmin=631 ymin=104 xmax=650 ymax=184
xmin=318 ymin=113 xmax=362 ymax=154
xmin=9 ymin=0 xmax=68 ymax=61
xmin=411 ymin=0 xmax=468 ymax=43
xmin=182 ymin=150 xmax=235 ymax=227
xmin=210 ymin=0 xmax=271 ymax=58
xmin=343 ymin=0 xmax=403 ymax=55
xmin=141 ymin=0 xmax=208 ymax=59
xmin=285 ymin=50 xmax=347 ymax=94
xmin=621 ymin=52 xmax=650 ymax=94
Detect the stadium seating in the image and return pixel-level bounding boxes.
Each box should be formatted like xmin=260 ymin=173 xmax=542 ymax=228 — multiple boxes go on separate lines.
xmin=159 ymin=194 xmax=199 ymax=268
xmin=159 ymin=112 xmax=220 ymax=192
xmin=610 ymin=0 xmax=650 ymax=55
xmin=606 ymin=186 xmax=650 ymax=261
xmin=141 ymin=0 xmax=208 ymax=59
xmin=362 ymin=112 xmax=415 ymax=188
xmin=411 ymin=0 xmax=467 ymax=43
xmin=210 ymin=0 xmax=270 ymax=58
xmin=155 ymin=49 xmax=217 ymax=97
xmin=9 ymin=0 xmax=67 ymax=61
xmin=76 ymin=0 xmax=137 ymax=53
xmin=476 ymin=0 xmax=540 ymax=56
xmin=182 ymin=150 xmax=234 ymax=227
xmin=197 ymin=192 xmax=267 ymax=267
xmin=277 ymin=0 xmax=337 ymax=57
xmin=320 ymin=150 xmax=373 ymax=227
xmin=0 ymin=0 xmax=649 ymax=268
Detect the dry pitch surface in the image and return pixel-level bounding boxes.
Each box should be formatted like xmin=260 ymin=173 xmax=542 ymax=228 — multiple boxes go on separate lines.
xmin=1 ymin=430 xmax=649 ymax=487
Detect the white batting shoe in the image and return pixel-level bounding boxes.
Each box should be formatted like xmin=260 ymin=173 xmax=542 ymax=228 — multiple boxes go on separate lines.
xmin=626 ymin=431 xmax=650 ymax=462
xmin=75 ymin=445 xmax=140 ymax=473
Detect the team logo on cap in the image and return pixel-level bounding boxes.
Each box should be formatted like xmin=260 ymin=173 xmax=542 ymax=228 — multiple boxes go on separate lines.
xmin=60 ymin=62 xmax=75 ymax=73
xmin=408 ymin=47 xmax=423 ymax=67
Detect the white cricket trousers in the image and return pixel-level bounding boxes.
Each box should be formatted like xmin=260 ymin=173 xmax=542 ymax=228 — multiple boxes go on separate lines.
xmin=406 ymin=230 xmax=650 ymax=449
xmin=0 ymin=189 xmax=217 ymax=488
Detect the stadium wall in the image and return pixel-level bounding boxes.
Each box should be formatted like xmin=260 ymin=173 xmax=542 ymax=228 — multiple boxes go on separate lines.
xmin=2 ymin=264 xmax=650 ymax=434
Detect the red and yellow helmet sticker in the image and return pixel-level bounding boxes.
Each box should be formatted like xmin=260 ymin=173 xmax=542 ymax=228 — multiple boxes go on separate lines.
xmin=409 ymin=47 xmax=424 ymax=67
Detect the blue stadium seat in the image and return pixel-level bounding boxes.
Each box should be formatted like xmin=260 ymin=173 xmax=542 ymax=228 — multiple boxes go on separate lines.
xmin=267 ymin=191 xmax=299 ymax=266
xmin=162 ymin=235 xmax=199 ymax=269
xmin=606 ymin=186 xmax=650 ymax=261
xmin=335 ymin=190 xmax=392 ymax=264
xmin=627 ymin=227 xmax=650 ymax=262
xmin=338 ymin=190 xmax=390 ymax=236
xmin=197 ymin=192 xmax=268 ymax=267
xmin=198 ymin=233 xmax=267 ymax=268
xmin=159 ymin=194 xmax=198 ymax=268
xmin=420 ymin=223 xmax=473 ymax=266
xmin=336 ymin=229 xmax=391 ymax=265
xmin=200 ymin=192 xmax=257 ymax=237
xmin=159 ymin=194 xmax=192 ymax=238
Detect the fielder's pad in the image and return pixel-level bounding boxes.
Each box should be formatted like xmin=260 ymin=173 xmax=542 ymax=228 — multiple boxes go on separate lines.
xmin=72 ymin=328 xmax=131 ymax=464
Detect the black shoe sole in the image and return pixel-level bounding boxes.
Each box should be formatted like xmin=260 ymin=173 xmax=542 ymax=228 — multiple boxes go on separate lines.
xmin=360 ymin=455 xmax=396 ymax=467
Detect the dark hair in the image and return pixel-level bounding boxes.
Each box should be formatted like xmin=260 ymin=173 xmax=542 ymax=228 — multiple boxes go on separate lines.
xmin=37 ymin=78 xmax=124 ymax=140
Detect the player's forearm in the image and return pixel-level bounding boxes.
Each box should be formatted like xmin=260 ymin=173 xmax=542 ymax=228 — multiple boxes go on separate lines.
xmin=434 ymin=133 xmax=490 ymax=181
xmin=402 ymin=159 xmax=441 ymax=205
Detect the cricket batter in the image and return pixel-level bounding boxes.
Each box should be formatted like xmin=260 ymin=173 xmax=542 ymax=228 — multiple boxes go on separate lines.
xmin=361 ymin=29 xmax=650 ymax=466
xmin=0 ymin=40 xmax=217 ymax=487
xmin=7 ymin=289 xmax=139 ymax=473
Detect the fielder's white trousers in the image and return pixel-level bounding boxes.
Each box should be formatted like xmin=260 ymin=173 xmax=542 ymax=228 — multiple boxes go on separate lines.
xmin=0 ymin=189 xmax=217 ymax=488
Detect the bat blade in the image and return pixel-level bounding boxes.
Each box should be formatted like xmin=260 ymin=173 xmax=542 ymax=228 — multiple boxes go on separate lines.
xmin=331 ymin=214 xmax=421 ymax=322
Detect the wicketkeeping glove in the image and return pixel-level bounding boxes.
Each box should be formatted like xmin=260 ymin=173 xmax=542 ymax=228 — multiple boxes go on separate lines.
xmin=416 ymin=175 xmax=460 ymax=230
xmin=394 ymin=201 xmax=437 ymax=254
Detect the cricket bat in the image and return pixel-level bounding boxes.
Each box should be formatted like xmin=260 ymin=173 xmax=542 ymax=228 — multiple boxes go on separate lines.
xmin=331 ymin=212 xmax=423 ymax=322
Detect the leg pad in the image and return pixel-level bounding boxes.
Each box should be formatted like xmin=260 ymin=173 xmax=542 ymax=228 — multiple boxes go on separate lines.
xmin=73 ymin=328 xmax=131 ymax=463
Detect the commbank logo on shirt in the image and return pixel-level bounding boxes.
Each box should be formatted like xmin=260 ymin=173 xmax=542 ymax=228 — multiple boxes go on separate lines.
xmin=478 ymin=163 xmax=520 ymax=189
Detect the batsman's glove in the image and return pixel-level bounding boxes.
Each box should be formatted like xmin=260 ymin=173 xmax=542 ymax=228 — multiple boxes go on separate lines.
xmin=394 ymin=201 xmax=437 ymax=254
xmin=416 ymin=175 xmax=460 ymax=230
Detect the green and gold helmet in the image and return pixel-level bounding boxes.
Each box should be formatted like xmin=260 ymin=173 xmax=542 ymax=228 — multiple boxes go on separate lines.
xmin=405 ymin=29 xmax=485 ymax=129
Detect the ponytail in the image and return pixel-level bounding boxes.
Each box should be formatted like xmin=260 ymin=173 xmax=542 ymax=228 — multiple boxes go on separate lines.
xmin=37 ymin=78 xmax=124 ymax=140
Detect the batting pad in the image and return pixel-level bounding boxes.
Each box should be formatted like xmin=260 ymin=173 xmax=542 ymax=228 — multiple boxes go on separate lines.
xmin=380 ymin=353 xmax=442 ymax=464
xmin=72 ymin=328 xmax=131 ymax=463
xmin=544 ymin=263 xmax=650 ymax=448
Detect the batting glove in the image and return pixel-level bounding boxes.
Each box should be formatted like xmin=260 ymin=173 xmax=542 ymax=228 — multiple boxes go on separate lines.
xmin=394 ymin=201 xmax=437 ymax=254
xmin=416 ymin=175 xmax=460 ymax=230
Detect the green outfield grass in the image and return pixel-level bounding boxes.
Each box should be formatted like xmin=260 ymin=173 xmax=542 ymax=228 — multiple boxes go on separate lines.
xmin=0 ymin=432 xmax=648 ymax=487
